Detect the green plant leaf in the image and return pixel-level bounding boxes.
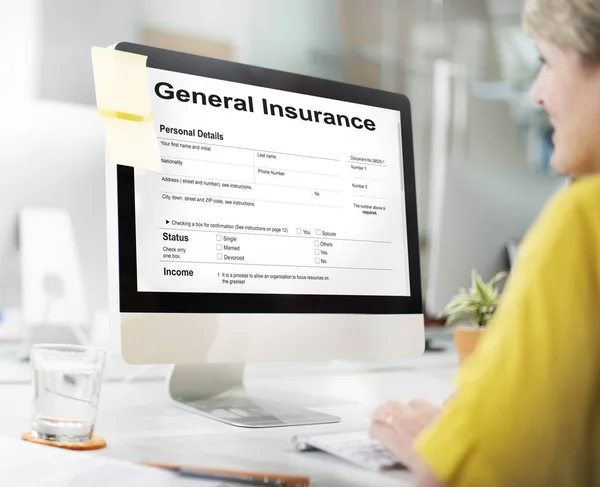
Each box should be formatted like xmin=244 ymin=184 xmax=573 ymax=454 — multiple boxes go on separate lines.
xmin=489 ymin=271 xmax=508 ymax=287
xmin=474 ymin=274 xmax=491 ymax=301
xmin=445 ymin=313 xmax=463 ymax=327
xmin=440 ymin=269 xmax=507 ymax=328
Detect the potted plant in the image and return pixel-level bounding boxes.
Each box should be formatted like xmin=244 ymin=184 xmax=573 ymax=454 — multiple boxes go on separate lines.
xmin=439 ymin=269 xmax=507 ymax=365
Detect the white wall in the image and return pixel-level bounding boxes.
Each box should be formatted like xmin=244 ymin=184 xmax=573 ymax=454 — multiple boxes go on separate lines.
xmin=143 ymin=0 xmax=342 ymax=79
xmin=0 ymin=0 xmax=141 ymax=105
xmin=247 ymin=0 xmax=342 ymax=79
xmin=143 ymin=0 xmax=252 ymax=61
xmin=462 ymin=28 xmax=526 ymax=167
xmin=39 ymin=0 xmax=141 ymax=105
xmin=0 ymin=0 xmax=40 ymax=100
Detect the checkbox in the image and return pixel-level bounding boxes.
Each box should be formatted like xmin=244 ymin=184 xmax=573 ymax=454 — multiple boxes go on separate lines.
xmin=315 ymin=257 xmax=320 ymax=264
xmin=314 ymin=240 xmax=319 ymax=247
xmin=217 ymin=253 xmax=222 ymax=260
xmin=216 ymin=244 xmax=222 ymax=250
xmin=315 ymin=249 xmax=320 ymax=255
xmin=316 ymin=229 xmax=321 ymax=235
xmin=297 ymin=228 xmax=302 ymax=234
xmin=216 ymin=235 xmax=222 ymax=241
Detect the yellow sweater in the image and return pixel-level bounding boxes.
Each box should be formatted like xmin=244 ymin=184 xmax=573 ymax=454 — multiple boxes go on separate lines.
xmin=415 ymin=175 xmax=600 ymax=486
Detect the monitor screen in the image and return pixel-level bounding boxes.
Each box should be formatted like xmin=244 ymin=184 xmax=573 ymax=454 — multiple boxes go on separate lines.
xmin=135 ymin=69 xmax=408 ymax=298
xmin=114 ymin=43 xmax=421 ymax=315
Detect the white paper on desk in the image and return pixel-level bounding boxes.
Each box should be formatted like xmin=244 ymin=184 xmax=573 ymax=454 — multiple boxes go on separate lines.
xmin=0 ymin=438 xmax=219 ymax=487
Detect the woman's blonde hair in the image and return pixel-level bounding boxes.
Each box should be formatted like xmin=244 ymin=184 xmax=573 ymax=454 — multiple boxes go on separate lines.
xmin=523 ymin=0 xmax=600 ymax=61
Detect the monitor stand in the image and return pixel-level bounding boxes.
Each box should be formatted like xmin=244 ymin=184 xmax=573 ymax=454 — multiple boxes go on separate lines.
xmin=167 ymin=363 xmax=341 ymax=428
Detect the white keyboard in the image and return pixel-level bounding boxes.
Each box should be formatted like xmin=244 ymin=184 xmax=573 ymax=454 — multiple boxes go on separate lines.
xmin=292 ymin=430 xmax=404 ymax=472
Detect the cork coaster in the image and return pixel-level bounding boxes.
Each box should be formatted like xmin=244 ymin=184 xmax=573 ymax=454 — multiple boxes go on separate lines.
xmin=21 ymin=432 xmax=107 ymax=450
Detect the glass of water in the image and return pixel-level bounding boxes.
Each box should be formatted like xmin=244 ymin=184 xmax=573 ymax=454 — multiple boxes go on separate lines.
xmin=30 ymin=344 xmax=106 ymax=443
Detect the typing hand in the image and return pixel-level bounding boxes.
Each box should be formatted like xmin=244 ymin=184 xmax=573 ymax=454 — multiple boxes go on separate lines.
xmin=369 ymin=400 xmax=441 ymax=472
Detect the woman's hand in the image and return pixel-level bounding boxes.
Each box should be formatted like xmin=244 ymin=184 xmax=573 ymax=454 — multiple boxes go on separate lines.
xmin=369 ymin=399 xmax=442 ymax=471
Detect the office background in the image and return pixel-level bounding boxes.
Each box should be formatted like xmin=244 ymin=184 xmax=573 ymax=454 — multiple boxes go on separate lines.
xmin=0 ymin=0 xmax=549 ymax=327
xmin=0 ymin=2 xmax=565 ymax=484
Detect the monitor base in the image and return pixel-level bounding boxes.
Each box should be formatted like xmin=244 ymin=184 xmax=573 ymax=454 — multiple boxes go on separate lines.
xmin=167 ymin=363 xmax=341 ymax=428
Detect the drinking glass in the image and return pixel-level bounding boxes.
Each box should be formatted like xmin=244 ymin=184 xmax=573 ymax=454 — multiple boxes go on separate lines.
xmin=30 ymin=344 xmax=106 ymax=443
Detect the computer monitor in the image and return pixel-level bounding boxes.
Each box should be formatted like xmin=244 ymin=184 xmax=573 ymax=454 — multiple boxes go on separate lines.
xmin=105 ymin=43 xmax=423 ymax=427
xmin=426 ymin=161 xmax=564 ymax=318
xmin=0 ymin=100 xmax=107 ymax=339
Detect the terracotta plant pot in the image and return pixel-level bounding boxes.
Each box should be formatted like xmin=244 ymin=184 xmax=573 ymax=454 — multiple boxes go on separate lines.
xmin=453 ymin=326 xmax=484 ymax=365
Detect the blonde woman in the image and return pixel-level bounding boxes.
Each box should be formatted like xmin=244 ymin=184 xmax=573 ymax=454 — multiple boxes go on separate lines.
xmin=369 ymin=0 xmax=600 ymax=485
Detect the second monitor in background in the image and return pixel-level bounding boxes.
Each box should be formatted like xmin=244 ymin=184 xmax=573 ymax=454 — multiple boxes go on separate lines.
xmin=426 ymin=162 xmax=564 ymax=318
xmin=0 ymin=101 xmax=106 ymax=344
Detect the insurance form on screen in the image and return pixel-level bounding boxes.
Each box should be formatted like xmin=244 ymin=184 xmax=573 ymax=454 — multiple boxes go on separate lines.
xmin=134 ymin=68 xmax=410 ymax=296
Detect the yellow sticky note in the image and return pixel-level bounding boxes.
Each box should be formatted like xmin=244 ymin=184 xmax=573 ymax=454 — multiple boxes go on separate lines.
xmin=91 ymin=46 xmax=151 ymax=116
xmin=100 ymin=115 xmax=160 ymax=172
xmin=91 ymin=46 xmax=161 ymax=172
